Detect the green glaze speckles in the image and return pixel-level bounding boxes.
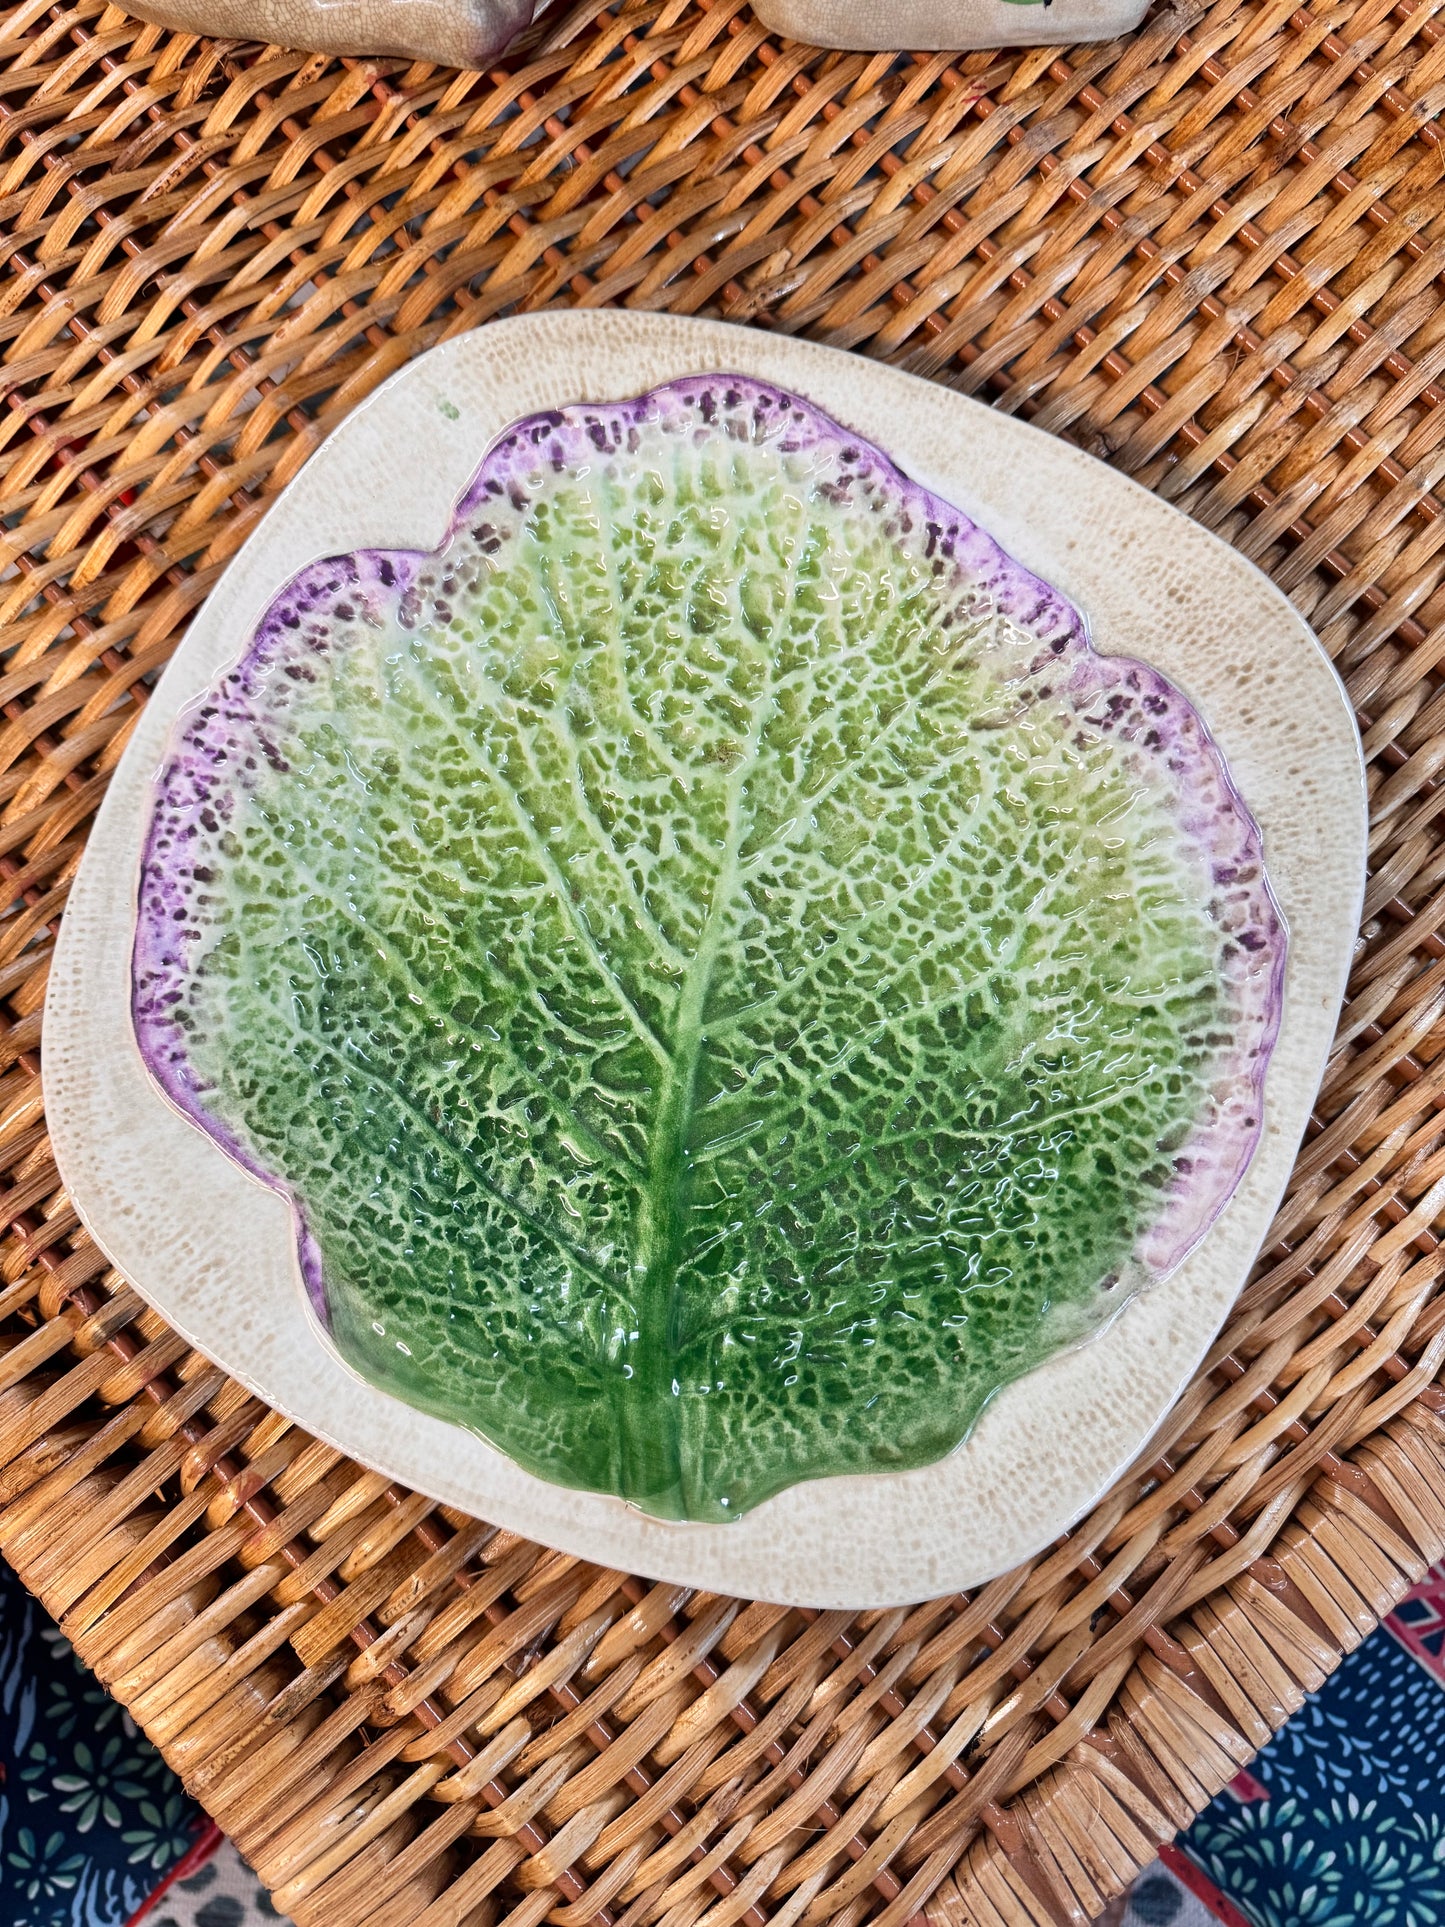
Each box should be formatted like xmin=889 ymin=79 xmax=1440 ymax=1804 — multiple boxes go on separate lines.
xmin=134 ymin=376 xmax=1285 ymax=1523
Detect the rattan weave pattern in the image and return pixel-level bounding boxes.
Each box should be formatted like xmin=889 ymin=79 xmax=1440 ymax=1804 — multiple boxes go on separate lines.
xmin=0 ymin=1 xmax=1442 ymax=1922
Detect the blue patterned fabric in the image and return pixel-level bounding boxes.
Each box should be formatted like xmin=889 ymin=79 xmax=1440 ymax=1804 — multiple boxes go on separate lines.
xmin=1182 ymin=1611 xmax=1445 ymax=1926
xmin=0 ymin=1558 xmax=201 ymax=1927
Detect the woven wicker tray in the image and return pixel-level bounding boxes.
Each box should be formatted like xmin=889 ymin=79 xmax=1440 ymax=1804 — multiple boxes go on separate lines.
xmin=1 ymin=1 xmax=1443 ymax=1923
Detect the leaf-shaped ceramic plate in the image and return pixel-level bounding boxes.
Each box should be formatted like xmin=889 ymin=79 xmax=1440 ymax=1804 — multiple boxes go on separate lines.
xmin=46 ymin=313 xmax=1365 ymax=1606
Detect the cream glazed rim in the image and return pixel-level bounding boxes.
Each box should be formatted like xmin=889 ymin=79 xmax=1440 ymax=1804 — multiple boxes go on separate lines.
xmin=43 ymin=311 xmax=1366 ymax=1608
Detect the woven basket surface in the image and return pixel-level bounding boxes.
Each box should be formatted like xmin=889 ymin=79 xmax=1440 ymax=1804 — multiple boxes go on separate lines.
xmin=0 ymin=0 xmax=1443 ymax=1922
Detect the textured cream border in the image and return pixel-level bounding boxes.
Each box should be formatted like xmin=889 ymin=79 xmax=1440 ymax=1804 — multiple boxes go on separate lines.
xmin=44 ymin=312 xmax=1365 ymax=1607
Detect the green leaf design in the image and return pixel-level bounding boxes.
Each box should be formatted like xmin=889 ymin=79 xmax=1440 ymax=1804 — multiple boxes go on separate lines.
xmin=136 ymin=377 xmax=1284 ymax=1522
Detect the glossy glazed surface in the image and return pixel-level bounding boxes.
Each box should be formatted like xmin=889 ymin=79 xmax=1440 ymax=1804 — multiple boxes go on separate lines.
xmin=133 ymin=377 xmax=1284 ymax=1522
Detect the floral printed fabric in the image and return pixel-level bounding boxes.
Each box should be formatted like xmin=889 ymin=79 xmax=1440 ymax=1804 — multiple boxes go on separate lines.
xmin=0 ymin=1556 xmax=202 ymax=1927
xmin=1181 ymin=1559 xmax=1445 ymax=1926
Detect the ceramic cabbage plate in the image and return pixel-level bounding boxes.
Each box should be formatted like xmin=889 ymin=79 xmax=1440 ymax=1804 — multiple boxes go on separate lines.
xmin=46 ymin=314 xmax=1363 ymax=1604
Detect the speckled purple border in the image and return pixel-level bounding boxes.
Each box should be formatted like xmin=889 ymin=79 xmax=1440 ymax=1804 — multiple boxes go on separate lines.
xmin=131 ymin=373 xmax=1288 ymax=1334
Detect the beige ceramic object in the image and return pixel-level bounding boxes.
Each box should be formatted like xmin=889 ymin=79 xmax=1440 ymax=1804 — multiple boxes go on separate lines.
xmin=124 ymin=0 xmax=544 ymax=66
xmin=45 ymin=311 xmax=1364 ymax=1608
xmin=750 ymin=0 xmax=1152 ymax=49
